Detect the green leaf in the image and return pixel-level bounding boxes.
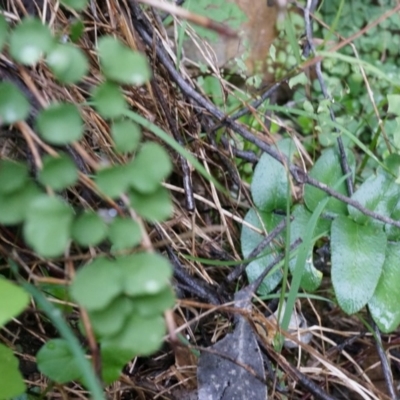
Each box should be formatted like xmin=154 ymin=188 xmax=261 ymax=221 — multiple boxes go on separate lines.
xmin=240 ymin=208 xmax=283 ymax=295
xmin=108 ymin=217 xmax=142 ymax=251
xmin=0 ymin=278 xmax=29 ymax=327
xmin=289 ymin=205 xmax=329 ymax=291
xmin=71 ymin=212 xmax=108 ymax=247
xmin=70 ymin=257 xmax=123 ymax=311
xmin=132 ymin=287 xmax=175 ymax=317
xmin=38 ymin=153 xmax=79 ymax=190
xmin=0 ymin=82 xmax=31 ymax=124
xmin=92 ymin=81 xmax=127 ymax=119
xmin=95 ymin=165 xmax=130 ymax=198
xmin=0 ymin=343 xmax=26 ymax=398
xmin=117 ymin=253 xmax=172 ymax=297
xmin=9 ymin=17 xmax=54 ymax=65
xmin=36 ymin=339 xmax=82 ymax=383
xmin=60 ymin=0 xmax=88 ymax=11
xmin=128 ymin=185 xmax=173 ymax=222
xmin=127 ymin=142 xmax=172 ymax=193
xmin=331 ymin=216 xmax=387 ymax=315
xmin=0 ymin=15 xmax=8 ymax=53
xmin=111 ymin=119 xmax=142 ymax=153
xmin=101 ymin=314 xmax=165 ymax=357
xmin=305 ymin=148 xmax=353 ymax=216
xmin=348 ymin=170 xmax=400 ymax=225
xmin=0 ymin=182 xmax=42 ymax=225
xmin=89 ymin=296 xmax=133 ymax=337
xmin=0 ymin=160 xmax=29 ymax=194
xmin=98 ymin=36 xmax=151 ymax=85
xmin=369 ymin=242 xmax=400 ymax=333
xmin=36 ymin=103 xmax=83 ymax=145
xmin=46 ymin=43 xmax=89 ymax=84
xmin=23 ymin=195 xmax=74 ymax=257
xmin=100 ymin=345 xmax=132 ymax=384
xmin=251 ymin=151 xmax=289 ymax=212
xmin=387 ymin=94 xmax=400 ymax=116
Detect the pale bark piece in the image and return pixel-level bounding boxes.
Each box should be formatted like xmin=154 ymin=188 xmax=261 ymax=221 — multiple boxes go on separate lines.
xmin=197 ymin=290 xmax=267 ymax=400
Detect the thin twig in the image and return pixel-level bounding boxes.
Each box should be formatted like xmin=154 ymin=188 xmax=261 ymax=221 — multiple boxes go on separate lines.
xmin=372 ymin=320 xmax=397 ymax=400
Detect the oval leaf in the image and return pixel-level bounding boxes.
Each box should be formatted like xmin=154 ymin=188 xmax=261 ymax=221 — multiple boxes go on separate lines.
xmin=0 ymin=343 xmax=26 ymax=398
xmin=89 ymin=296 xmax=134 ymax=337
xmin=305 ymin=148 xmax=353 ymax=216
xmin=118 ymin=253 xmax=172 ymax=297
xmin=36 ymin=103 xmax=83 ymax=145
xmin=0 ymin=160 xmax=29 ymax=194
xmin=111 ymin=119 xmax=142 ymax=153
xmin=96 ymin=165 xmax=130 ymax=199
xmin=251 ymin=152 xmax=289 ymax=212
xmin=0 ymin=82 xmax=31 ymax=124
xmin=70 ymin=257 xmax=123 ymax=311
xmin=128 ymin=186 xmax=173 ymax=222
xmin=23 ymin=195 xmax=73 ymax=257
xmin=98 ymin=36 xmax=151 ymax=85
xmin=369 ymin=242 xmax=400 ymax=333
xmin=71 ymin=212 xmax=108 ymax=247
xmin=127 ymin=142 xmax=172 ymax=193
xmin=46 ymin=43 xmax=89 ymax=84
xmin=92 ymin=81 xmax=127 ymax=119
xmin=0 ymin=182 xmax=42 ymax=225
xmin=0 ymin=278 xmax=29 ymax=327
xmin=9 ymin=17 xmax=54 ymax=65
xmin=331 ymin=216 xmax=386 ymax=315
xmin=108 ymin=217 xmax=142 ymax=251
xmin=37 ymin=339 xmax=81 ymax=383
xmin=241 ymin=208 xmax=284 ymax=295
xmin=38 ymin=153 xmax=79 ymax=190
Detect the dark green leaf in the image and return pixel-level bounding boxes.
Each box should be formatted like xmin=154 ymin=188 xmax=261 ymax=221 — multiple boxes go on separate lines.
xmin=100 ymin=345 xmax=134 ymax=384
xmin=36 ymin=103 xmax=83 ymax=145
xmin=305 ymin=148 xmax=353 ymax=216
xmin=23 ymin=195 xmax=74 ymax=257
xmin=36 ymin=339 xmax=82 ymax=383
xmin=71 ymin=212 xmax=108 ymax=247
xmin=108 ymin=217 xmax=142 ymax=251
xmin=387 ymin=94 xmax=400 ymax=116
xmin=46 ymin=43 xmax=89 ymax=84
xmin=127 ymin=142 xmax=172 ymax=193
xmin=95 ymin=165 xmax=130 ymax=198
xmin=89 ymin=296 xmax=133 ymax=337
xmin=111 ymin=119 xmax=141 ymax=153
xmin=289 ymin=205 xmax=329 ymax=291
xmin=92 ymin=81 xmax=127 ymax=119
xmin=118 ymin=253 xmax=172 ymax=297
xmin=0 ymin=278 xmax=29 ymax=327
xmin=369 ymin=242 xmax=400 ymax=333
xmin=9 ymin=17 xmax=54 ymax=65
xmin=0 ymin=82 xmax=30 ymax=124
xmin=349 ymin=170 xmax=400 ymax=232
xmin=331 ymin=216 xmax=386 ymax=315
xmin=101 ymin=314 xmax=165 ymax=357
xmin=128 ymin=186 xmax=173 ymax=221
xmin=0 ymin=181 xmax=42 ymax=225
xmin=251 ymin=152 xmax=289 ymax=212
xmin=0 ymin=160 xmax=29 ymax=194
xmin=0 ymin=343 xmax=26 ymax=398
xmin=38 ymin=153 xmax=78 ymax=190
xmin=70 ymin=257 xmax=123 ymax=311
xmin=132 ymin=287 xmax=175 ymax=317
xmin=98 ymin=36 xmax=151 ymax=85
xmin=240 ymin=208 xmax=283 ymax=294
